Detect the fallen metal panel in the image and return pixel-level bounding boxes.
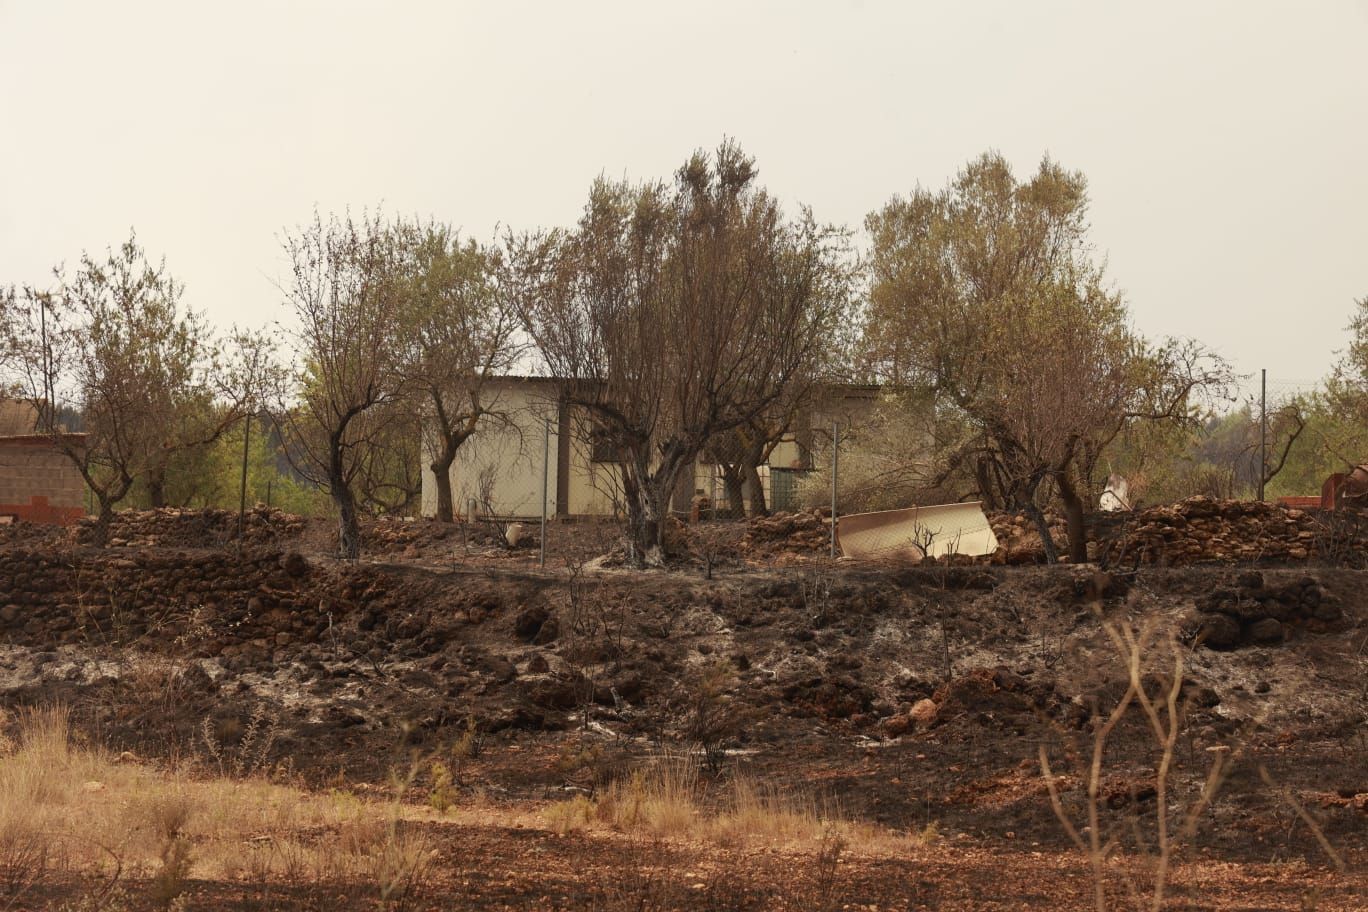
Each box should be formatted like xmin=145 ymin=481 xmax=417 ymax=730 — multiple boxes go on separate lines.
xmin=836 ymin=502 xmax=998 ymax=562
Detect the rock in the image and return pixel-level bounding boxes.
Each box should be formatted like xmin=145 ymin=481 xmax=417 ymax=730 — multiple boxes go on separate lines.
xmin=527 ymin=674 xmax=584 ymax=710
xmin=513 ymin=606 xmax=549 ymax=642
xmin=1247 ymin=617 xmax=1284 ymax=643
xmin=533 ymin=616 xmax=560 ymax=645
xmin=1186 ymin=684 xmax=1221 ymax=709
xmin=1312 ymin=601 xmax=1343 ymax=622
xmin=882 ymin=714 xmax=910 ymax=737
xmin=909 ymin=698 xmax=939 ymax=729
xmin=1236 ymin=570 xmax=1264 ymax=590
xmin=0 ymin=604 xmax=19 ymax=624
xmin=481 ymin=656 xmax=517 ymax=684
xmin=281 ymin=551 xmax=309 ymax=578
xmin=1196 ymin=613 xmax=1241 ymax=649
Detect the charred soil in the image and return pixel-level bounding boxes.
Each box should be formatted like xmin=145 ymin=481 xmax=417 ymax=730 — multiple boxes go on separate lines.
xmin=1 ymin=510 xmax=1365 ymax=909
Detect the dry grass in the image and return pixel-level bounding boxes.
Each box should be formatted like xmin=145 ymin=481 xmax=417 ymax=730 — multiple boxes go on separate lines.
xmin=0 ymin=705 xmax=436 ymax=906
xmin=542 ymin=752 xmax=937 ymax=853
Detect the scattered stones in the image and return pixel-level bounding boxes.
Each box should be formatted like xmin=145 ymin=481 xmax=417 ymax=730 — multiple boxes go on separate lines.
xmin=740 ymin=511 xmax=831 ymax=555
xmin=1188 ymin=572 xmax=1336 ymax=650
xmin=1098 ymin=497 xmax=1368 ymax=567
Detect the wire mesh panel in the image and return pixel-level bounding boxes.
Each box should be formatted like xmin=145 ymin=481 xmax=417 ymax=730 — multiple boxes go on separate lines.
xmin=770 ymin=468 xmax=808 ymax=513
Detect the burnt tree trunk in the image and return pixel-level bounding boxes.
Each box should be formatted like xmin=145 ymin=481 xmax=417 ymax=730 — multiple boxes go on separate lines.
xmin=719 ymin=465 xmax=745 ymax=518
xmin=1022 ymin=501 xmax=1058 ymax=565
xmin=329 ymin=431 xmax=361 ymax=559
xmin=742 ymin=460 xmax=768 ymax=517
xmin=1056 ymin=469 xmax=1090 ymax=564
xmin=146 ymin=468 xmax=168 ymax=509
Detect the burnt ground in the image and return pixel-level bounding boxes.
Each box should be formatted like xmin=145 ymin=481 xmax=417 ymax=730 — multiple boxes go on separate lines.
xmin=1 ymin=513 xmax=1366 ymax=909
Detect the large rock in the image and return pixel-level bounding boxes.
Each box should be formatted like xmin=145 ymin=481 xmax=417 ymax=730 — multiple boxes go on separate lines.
xmin=512 ymin=606 xmax=549 ymax=642
xmin=909 ymin=698 xmax=939 ymax=729
xmin=1247 ymin=617 xmax=1285 ymax=644
xmin=1196 ymin=613 xmax=1241 ymax=649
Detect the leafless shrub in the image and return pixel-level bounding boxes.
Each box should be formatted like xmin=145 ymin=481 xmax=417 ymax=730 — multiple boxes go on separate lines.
xmin=811 ymin=828 xmax=847 ymax=912
xmin=1039 ymin=617 xmax=1246 ymax=912
xmin=681 ymin=660 xmax=750 ymax=774
xmin=200 ymin=705 xmax=280 ymax=779
xmin=143 ymin=793 xmax=193 ymax=908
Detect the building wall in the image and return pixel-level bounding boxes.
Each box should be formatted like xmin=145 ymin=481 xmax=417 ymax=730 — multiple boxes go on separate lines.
xmin=419 ymin=380 xmax=891 ymax=520
xmin=565 ymin=422 xmax=624 ymax=516
xmin=0 ymin=401 xmax=38 ymax=437
xmin=419 ymin=380 xmax=559 ymax=519
xmin=0 ymin=436 xmax=87 ymax=524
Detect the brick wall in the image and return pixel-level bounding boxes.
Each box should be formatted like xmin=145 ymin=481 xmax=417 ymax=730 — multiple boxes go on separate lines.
xmin=0 ymin=436 xmax=86 ymax=524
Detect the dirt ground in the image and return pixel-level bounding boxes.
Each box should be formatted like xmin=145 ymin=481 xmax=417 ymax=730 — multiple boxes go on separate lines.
xmin=1 ymin=511 xmax=1365 ymax=909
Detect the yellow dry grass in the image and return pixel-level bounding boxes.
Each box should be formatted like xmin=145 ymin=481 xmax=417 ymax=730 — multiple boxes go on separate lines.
xmin=0 ymin=705 xmax=436 ymax=903
xmin=542 ymin=752 xmax=939 ymax=853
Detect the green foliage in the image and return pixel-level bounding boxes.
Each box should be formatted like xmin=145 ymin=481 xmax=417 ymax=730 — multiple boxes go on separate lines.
xmin=864 ymin=152 xmax=1228 ymax=559
xmin=126 ymin=415 xmax=329 ymax=515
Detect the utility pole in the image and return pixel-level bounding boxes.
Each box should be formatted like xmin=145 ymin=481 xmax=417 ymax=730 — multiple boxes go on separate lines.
xmin=830 ymin=419 xmax=839 ymax=559
xmin=1259 ymin=369 xmax=1267 ymax=502
xmin=540 ymin=415 xmax=550 ymax=569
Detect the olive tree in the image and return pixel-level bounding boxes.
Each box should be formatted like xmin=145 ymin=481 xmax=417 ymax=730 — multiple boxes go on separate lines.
xmin=277 ymin=211 xmax=406 ymax=559
xmin=4 ymin=233 xmax=251 ymax=542
xmin=395 ymin=221 xmax=521 ymax=522
xmin=866 ymin=153 xmax=1228 ymax=562
xmin=512 ymin=141 xmax=854 ymax=565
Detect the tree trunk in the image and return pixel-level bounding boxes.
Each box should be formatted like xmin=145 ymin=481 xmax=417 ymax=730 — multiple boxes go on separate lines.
xmin=1023 ymin=501 xmax=1058 ymax=565
xmin=623 ymin=452 xmax=686 ymax=569
xmin=147 ymin=468 xmax=168 ymax=509
xmin=625 ymin=486 xmax=664 ymax=568
xmin=720 ymin=465 xmax=745 ymax=518
xmin=975 ymin=458 xmax=1002 ymax=511
xmin=334 ymin=484 xmax=361 ymax=559
xmin=742 ymin=461 xmax=768 ymax=517
xmin=330 ymin=437 xmax=361 ymax=559
xmin=90 ymin=498 xmax=114 ymax=547
xmin=1056 ymin=470 xmax=1090 ymax=563
xmin=431 ymin=450 xmax=456 ymax=523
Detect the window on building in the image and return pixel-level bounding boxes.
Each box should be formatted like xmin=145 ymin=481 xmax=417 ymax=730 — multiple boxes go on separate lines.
xmin=589 ymin=425 xmax=620 ymax=464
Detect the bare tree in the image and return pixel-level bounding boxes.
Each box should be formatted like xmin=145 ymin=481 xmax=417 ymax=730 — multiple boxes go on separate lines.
xmin=351 ymin=398 xmax=425 ymax=515
xmin=511 ymin=141 xmax=854 ymax=565
xmin=276 ymin=211 xmax=406 ymax=559
xmin=5 ymin=233 xmax=239 ymax=543
xmin=394 ymin=220 xmax=521 ymax=522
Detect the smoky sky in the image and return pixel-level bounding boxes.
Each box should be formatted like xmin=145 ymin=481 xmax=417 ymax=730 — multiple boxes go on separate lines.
xmin=2 ymin=0 xmax=1365 ymax=401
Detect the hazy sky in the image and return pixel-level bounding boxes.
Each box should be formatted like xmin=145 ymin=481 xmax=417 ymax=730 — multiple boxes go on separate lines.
xmin=3 ymin=1 xmax=1365 ymax=398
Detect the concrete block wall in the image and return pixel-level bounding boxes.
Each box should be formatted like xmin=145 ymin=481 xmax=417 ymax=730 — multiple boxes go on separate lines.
xmin=0 ymin=437 xmax=86 ymax=524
